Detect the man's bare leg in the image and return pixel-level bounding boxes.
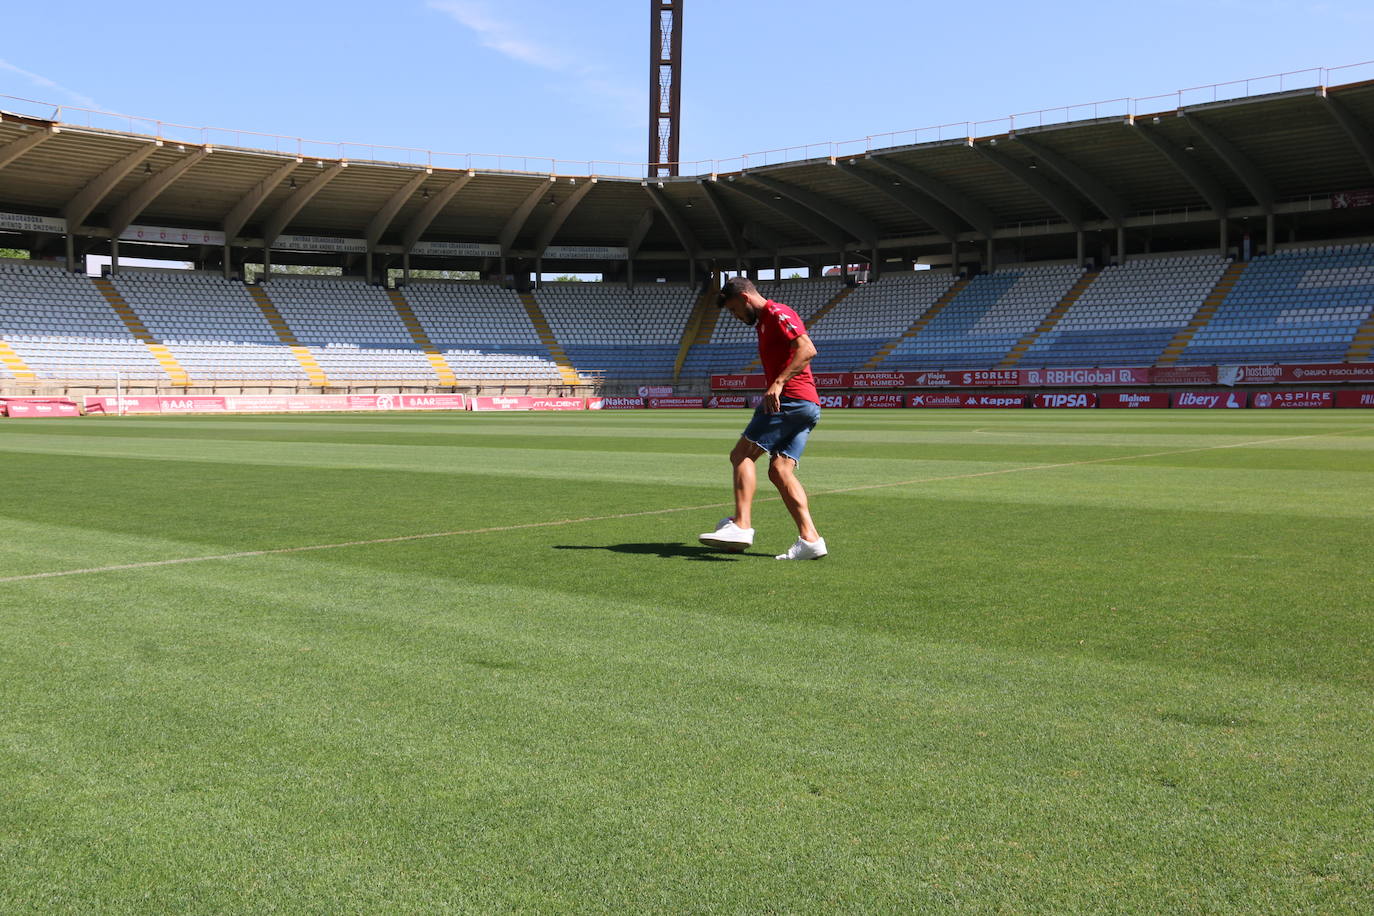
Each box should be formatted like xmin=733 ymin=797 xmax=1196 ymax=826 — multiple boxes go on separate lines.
xmin=768 ymin=454 xmax=819 ymax=542
xmin=730 ymin=437 xmax=764 ymax=529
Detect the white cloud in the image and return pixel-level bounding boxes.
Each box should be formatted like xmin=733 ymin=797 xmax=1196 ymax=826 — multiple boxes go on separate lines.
xmin=0 ymin=58 xmax=98 ymax=109
xmin=428 ymin=1 xmax=571 ymax=71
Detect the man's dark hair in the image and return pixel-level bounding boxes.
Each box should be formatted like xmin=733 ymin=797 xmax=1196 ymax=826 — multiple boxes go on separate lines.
xmin=716 ymin=275 xmax=757 ymax=307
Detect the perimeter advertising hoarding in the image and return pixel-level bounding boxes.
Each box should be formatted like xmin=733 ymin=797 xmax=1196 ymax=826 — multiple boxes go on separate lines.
xmin=706 ymin=395 xmax=750 ymax=408
xmin=850 ymin=372 xmax=914 ymax=388
xmin=0 ymin=397 xmax=80 ymax=417
xmin=528 ymin=398 xmax=586 ymax=411
xmin=1021 ymin=367 xmax=1152 ymax=386
xmin=1148 ymin=366 xmax=1218 ymax=386
xmin=907 ymin=393 xmax=1026 ymax=408
xmin=646 ymin=396 xmax=704 ymax=408
xmin=84 ymin=394 xmax=468 ymax=414
xmin=1032 ymin=393 xmax=1098 ymax=408
xmin=599 ymin=396 xmax=645 ymax=409
xmin=470 ymin=396 xmax=532 ymax=411
xmin=817 ymin=394 xmax=851 ymax=408
xmin=1249 ymin=391 xmax=1334 ymax=408
xmin=1100 ymin=392 xmax=1171 ymax=408
xmin=851 ymin=392 xmax=906 ymax=408
xmin=709 ymin=373 xmax=850 ymax=390
xmin=1222 ymin=363 xmax=1374 ymax=385
xmin=1172 ymin=391 xmax=1246 ymax=409
xmin=1335 ymin=390 xmax=1374 ymax=407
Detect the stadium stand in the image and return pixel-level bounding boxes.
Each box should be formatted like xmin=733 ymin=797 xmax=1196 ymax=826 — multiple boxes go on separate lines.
xmin=399 ymin=282 xmax=562 ymax=381
xmin=1176 ymin=243 xmax=1374 ymax=365
xmin=261 ymin=277 xmax=435 ymax=381
xmin=112 ymin=270 xmax=307 ymax=381
xmin=0 ymin=260 xmax=166 ymax=380
xmin=535 ymin=282 xmax=695 ymax=380
xmin=680 ymin=277 xmax=843 ymax=376
xmin=806 ymin=271 xmax=958 ymax=372
xmin=1021 ymin=255 xmax=1229 ymax=368
xmin=879 ymin=264 xmax=1084 ymax=369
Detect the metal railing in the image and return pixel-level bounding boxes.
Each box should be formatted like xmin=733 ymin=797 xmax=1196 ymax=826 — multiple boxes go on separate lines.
xmin=2 ymin=60 xmax=1370 ymax=178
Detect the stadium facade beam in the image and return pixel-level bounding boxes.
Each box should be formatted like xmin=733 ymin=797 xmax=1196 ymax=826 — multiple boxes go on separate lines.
xmin=649 ymin=0 xmax=683 ymax=177
xmin=643 ymin=183 xmax=703 ymax=281
xmin=63 ymin=139 xmax=160 ymax=270
xmin=399 ymin=172 xmax=475 ymax=253
xmin=106 ymin=147 xmax=211 ymax=241
xmin=742 ymin=221 xmax=790 ymax=255
xmin=699 ymin=179 xmax=747 ymax=260
xmin=833 ymin=161 xmax=963 ymax=244
xmin=499 ymin=179 xmax=555 ymax=258
xmin=261 ymin=161 xmax=346 ymax=252
xmin=0 ymin=125 xmax=56 ymax=171
xmin=1129 ymin=123 xmax=1230 ymax=251
xmin=867 ymin=155 xmax=997 ymax=240
xmin=745 ymin=173 xmax=879 ymax=247
xmin=219 ymin=158 xmax=300 ymax=278
xmin=533 ymin=178 xmax=598 ymax=259
xmin=1318 ymin=90 xmax=1374 ymax=180
xmin=969 ymin=144 xmax=1085 ymax=231
xmin=1013 ymin=136 xmax=1126 ymax=227
xmin=1183 ymin=114 xmax=1276 ymax=253
xmin=625 ymin=207 xmax=655 ymax=287
xmin=720 ymin=179 xmax=847 ymax=250
xmin=364 ymin=168 xmax=431 ymax=281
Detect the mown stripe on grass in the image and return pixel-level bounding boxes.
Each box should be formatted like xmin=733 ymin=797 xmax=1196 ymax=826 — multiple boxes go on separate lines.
xmin=4 ymin=425 xmax=1368 ymax=585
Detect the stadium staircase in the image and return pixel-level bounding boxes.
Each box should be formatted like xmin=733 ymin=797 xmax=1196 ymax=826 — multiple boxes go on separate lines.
xmin=672 ymin=281 xmax=720 ymax=382
xmin=247 ymin=285 xmax=331 ymax=386
xmin=388 ymin=289 xmax=457 ymax=386
xmin=863 ymin=277 xmax=970 ymax=369
xmin=0 ymin=338 xmax=36 ymax=380
xmin=740 ymin=285 xmax=853 ymax=373
xmin=998 ymin=271 xmax=1097 ymax=368
xmin=1155 ymin=261 xmax=1247 ymax=366
xmin=518 ymin=292 xmax=582 ymax=385
xmin=92 ymin=277 xmax=191 ymax=386
xmin=1345 ymin=309 xmax=1374 ymax=361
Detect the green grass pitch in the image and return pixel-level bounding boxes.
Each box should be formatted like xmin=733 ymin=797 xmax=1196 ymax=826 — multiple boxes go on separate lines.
xmin=1 ymin=408 xmax=1371 ymax=913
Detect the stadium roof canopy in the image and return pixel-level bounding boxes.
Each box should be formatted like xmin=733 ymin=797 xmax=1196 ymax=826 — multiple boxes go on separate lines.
xmin=1 ymin=71 xmax=1372 ymax=276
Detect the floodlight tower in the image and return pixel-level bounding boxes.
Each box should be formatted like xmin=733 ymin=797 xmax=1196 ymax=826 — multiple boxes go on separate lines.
xmin=649 ymin=0 xmax=683 ymax=177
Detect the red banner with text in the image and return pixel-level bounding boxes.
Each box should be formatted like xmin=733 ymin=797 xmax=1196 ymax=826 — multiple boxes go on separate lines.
xmin=1335 ymin=390 xmax=1374 ymax=408
xmin=1101 ymin=392 xmax=1171 ymax=408
xmin=647 ymin=396 xmax=705 ymax=408
xmin=1172 ymin=391 xmax=1247 ymax=409
xmin=1033 ymin=393 xmax=1098 ymax=408
xmin=1249 ymin=390 xmax=1334 ymax=408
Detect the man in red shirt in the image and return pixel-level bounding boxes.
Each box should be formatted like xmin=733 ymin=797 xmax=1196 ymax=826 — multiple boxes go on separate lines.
xmin=698 ymin=276 xmax=827 ymax=560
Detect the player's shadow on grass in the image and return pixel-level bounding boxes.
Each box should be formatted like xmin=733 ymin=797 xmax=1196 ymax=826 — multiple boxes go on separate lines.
xmin=553 ymin=543 xmax=746 ymax=562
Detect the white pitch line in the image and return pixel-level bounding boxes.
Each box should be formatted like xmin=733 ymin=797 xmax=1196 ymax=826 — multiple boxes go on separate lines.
xmin=2 ymin=425 xmax=1369 ymax=585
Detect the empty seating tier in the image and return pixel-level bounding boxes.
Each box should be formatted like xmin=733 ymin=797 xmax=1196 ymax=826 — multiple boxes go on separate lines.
xmin=536 ymin=282 xmax=696 ymax=380
xmin=113 ymin=271 xmax=307 ymax=381
xmin=400 ymin=282 xmax=561 ymax=380
xmin=881 ymin=264 xmax=1084 ymax=369
xmin=806 ymin=272 xmax=958 ymax=372
xmin=1177 ymin=244 xmax=1374 ymax=365
xmin=680 ymin=277 xmax=843 ymax=377
xmin=0 ymin=260 xmax=165 ymax=380
xmin=1022 ymin=255 xmax=1228 ymax=368
xmin=264 ymin=277 xmax=435 ymax=381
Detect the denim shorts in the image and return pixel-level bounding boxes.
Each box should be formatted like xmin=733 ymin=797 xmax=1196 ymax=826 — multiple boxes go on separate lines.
xmin=742 ymin=398 xmax=822 ymax=465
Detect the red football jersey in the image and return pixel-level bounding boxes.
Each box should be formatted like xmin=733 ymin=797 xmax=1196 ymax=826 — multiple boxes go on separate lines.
xmin=757 ymin=300 xmax=819 ymax=403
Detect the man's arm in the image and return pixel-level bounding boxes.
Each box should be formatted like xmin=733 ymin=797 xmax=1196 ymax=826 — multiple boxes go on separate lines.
xmin=764 ymin=334 xmax=817 ymax=412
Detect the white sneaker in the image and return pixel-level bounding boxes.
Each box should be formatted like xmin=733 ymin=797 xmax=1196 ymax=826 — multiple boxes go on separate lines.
xmin=698 ymin=519 xmax=754 ymax=552
xmin=775 ymin=536 xmax=827 ymax=560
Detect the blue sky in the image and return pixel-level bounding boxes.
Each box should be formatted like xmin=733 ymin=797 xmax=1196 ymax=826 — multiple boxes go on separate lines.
xmin=1 ymin=0 xmax=1372 ymax=171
